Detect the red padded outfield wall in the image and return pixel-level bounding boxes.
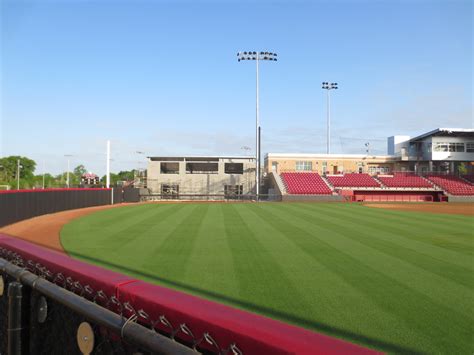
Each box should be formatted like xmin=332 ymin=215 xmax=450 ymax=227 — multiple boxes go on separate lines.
xmin=339 ymin=190 xmax=441 ymax=202
xmin=0 ymin=235 xmax=379 ymax=354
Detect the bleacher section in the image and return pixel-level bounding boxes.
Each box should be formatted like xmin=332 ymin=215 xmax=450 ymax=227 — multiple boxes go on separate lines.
xmin=327 ymin=173 xmax=381 ymax=188
xmin=280 ymin=172 xmax=332 ymax=195
xmin=426 ymin=174 xmax=474 ymax=195
xmin=378 ymin=173 xmax=433 ymax=188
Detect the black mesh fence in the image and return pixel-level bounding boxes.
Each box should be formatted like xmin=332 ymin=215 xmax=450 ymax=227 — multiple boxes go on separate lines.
xmin=0 ymin=189 xmax=129 ymax=228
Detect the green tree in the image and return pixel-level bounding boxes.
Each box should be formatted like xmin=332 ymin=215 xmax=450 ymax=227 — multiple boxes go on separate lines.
xmin=117 ymin=170 xmax=136 ymax=181
xmin=101 ymin=173 xmax=120 ymax=186
xmin=0 ymin=156 xmax=37 ymax=188
xmin=457 ymin=163 xmax=468 ymax=175
xmin=74 ymin=164 xmax=87 ymax=179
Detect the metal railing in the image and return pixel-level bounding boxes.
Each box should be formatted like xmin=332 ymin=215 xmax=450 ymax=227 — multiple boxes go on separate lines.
xmin=0 ymin=249 xmax=242 ymax=355
xmin=140 ymin=193 xmax=282 ymax=202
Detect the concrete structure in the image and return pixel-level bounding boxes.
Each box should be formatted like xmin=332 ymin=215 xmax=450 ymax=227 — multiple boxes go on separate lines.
xmin=146 ymin=156 xmax=256 ymax=198
xmin=390 ymin=128 xmax=474 ymax=173
xmin=265 ymin=153 xmax=399 ymax=175
xmin=266 ymin=128 xmax=474 ymax=176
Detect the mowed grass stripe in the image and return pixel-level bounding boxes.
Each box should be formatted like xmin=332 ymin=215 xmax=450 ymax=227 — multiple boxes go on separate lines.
xmin=62 ymin=204 xmax=186 ymax=252
xmin=295 ymin=203 xmax=474 ymax=269
xmin=222 ymin=205 xmax=313 ymax=314
xmin=277 ymin=203 xmax=474 ymax=315
xmin=61 ymin=203 xmax=474 ymax=354
xmin=303 ymin=203 xmax=474 ymax=252
xmin=287 ymin=203 xmax=474 ymax=288
xmin=181 ymin=204 xmax=240 ymax=295
xmin=140 ymin=205 xmax=209 ymax=279
xmin=258 ymin=204 xmax=473 ymax=353
xmin=245 ymin=204 xmax=406 ymax=340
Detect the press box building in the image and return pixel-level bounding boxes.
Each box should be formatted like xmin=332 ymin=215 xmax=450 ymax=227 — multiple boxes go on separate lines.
xmin=146 ymin=156 xmax=256 ymax=198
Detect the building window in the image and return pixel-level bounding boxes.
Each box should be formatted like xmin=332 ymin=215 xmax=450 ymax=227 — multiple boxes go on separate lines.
xmin=434 ymin=142 xmax=465 ymax=152
xmin=186 ymin=162 xmax=218 ymax=174
xmin=434 ymin=143 xmax=446 ymax=152
xmin=295 ymin=161 xmax=312 ymax=171
xmin=224 ymin=163 xmax=243 ymax=174
xmin=368 ymin=166 xmax=390 ymax=174
xmin=160 ymin=162 xmax=179 ymax=174
xmin=467 ymin=143 xmax=474 ymax=153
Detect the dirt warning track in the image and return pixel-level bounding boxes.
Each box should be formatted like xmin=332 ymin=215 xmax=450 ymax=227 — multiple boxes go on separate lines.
xmin=0 ymin=204 xmax=124 ymax=252
xmin=364 ymin=202 xmax=474 ymax=216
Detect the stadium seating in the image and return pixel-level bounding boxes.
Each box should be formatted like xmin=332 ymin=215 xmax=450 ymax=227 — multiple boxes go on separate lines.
xmin=326 ymin=173 xmax=381 ymax=188
xmin=425 ymin=174 xmax=474 ymax=195
xmin=378 ymin=173 xmax=433 ymax=188
xmin=280 ymin=172 xmax=332 ymax=194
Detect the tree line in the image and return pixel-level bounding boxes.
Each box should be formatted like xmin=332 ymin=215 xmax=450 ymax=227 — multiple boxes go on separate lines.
xmin=0 ymin=156 xmax=139 ymax=190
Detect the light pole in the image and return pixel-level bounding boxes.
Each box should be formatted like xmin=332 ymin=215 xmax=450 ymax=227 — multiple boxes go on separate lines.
xmin=64 ymin=154 xmax=73 ymax=188
xmin=17 ymin=159 xmax=22 ymax=190
xmin=106 ymin=140 xmax=111 ymax=188
xmin=42 ymin=160 xmax=46 ymax=189
xmin=322 ymin=82 xmax=338 ymax=154
xmin=237 ymin=51 xmax=278 ymax=199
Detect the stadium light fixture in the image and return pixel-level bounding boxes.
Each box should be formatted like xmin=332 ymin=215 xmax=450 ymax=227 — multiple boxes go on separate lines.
xmin=322 ymin=82 xmax=338 ymax=154
xmin=237 ymin=50 xmax=278 ymax=199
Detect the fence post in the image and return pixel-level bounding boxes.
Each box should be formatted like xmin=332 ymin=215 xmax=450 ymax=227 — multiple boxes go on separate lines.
xmin=7 ymin=281 xmax=27 ymax=355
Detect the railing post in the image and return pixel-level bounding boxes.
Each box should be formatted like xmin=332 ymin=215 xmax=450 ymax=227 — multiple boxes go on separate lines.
xmin=7 ymin=281 xmax=27 ymax=355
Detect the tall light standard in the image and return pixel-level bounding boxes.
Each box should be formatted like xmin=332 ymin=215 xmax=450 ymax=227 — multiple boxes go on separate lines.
xmin=322 ymin=82 xmax=338 ymax=154
xmin=64 ymin=154 xmax=73 ymax=188
xmin=42 ymin=160 xmax=46 ymax=189
xmin=17 ymin=159 xmax=22 ymax=190
xmin=237 ymin=51 xmax=278 ymax=199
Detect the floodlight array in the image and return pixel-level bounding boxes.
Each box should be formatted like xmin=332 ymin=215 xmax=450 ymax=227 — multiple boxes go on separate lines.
xmin=322 ymin=82 xmax=338 ymax=90
xmin=237 ymin=51 xmax=278 ymax=62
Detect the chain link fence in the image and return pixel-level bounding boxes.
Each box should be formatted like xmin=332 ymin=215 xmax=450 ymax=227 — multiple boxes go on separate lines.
xmin=0 ymin=248 xmax=243 ymax=355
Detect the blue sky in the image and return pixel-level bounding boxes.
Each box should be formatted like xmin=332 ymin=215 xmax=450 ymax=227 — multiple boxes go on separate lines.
xmin=1 ymin=0 xmax=472 ymax=175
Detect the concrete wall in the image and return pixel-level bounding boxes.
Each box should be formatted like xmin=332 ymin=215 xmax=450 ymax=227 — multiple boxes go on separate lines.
xmin=147 ymin=158 xmax=256 ymax=195
xmin=447 ymin=195 xmax=474 ymax=203
xmin=282 ymin=195 xmax=345 ymax=202
xmin=265 ymin=155 xmax=398 ymax=175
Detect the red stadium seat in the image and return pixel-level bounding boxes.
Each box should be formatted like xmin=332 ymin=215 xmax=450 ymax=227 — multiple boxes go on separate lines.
xmin=425 ymin=174 xmax=474 ymax=195
xmin=326 ymin=173 xmax=380 ymax=188
xmin=280 ymin=172 xmax=332 ymax=195
xmin=378 ymin=173 xmax=433 ymax=188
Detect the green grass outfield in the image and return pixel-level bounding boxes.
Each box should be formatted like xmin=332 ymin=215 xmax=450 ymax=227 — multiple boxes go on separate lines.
xmin=61 ymin=203 xmax=474 ymax=354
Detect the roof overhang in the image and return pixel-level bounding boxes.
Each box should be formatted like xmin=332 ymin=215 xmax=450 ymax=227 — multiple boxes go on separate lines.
xmin=409 ymin=128 xmax=474 ymax=142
